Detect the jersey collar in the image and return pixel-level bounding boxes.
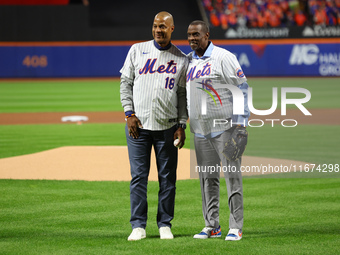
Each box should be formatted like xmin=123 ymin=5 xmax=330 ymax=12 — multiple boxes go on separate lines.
xmin=153 ymin=40 xmax=172 ymax=51
xmin=192 ymin=41 xmax=214 ymax=59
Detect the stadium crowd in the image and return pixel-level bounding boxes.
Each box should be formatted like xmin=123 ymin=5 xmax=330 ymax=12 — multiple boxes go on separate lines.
xmin=202 ymin=0 xmax=340 ymax=29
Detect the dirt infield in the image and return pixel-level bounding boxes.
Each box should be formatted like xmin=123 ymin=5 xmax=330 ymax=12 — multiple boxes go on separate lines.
xmin=0 ymin=109 xmax=337 ymax=181
xmin=0 ymin=146 xmax=313 ymax=181
xmin=0 ymin=109 xmax=339 ymax=125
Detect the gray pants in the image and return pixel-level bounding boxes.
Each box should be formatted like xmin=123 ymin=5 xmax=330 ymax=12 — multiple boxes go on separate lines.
xmin=194 ymin=129 xmax=243 ymax=230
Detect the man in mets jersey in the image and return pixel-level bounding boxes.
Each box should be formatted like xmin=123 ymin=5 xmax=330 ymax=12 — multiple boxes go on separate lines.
xmin=186 ymin=20 xmax=250 ymax=241
xmin=120 ymin=11 xmax=188 ymax=241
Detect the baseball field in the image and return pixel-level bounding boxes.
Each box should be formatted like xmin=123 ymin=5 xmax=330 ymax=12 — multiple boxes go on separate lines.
xmin=0 ymin=77 xmax=339 ymax=254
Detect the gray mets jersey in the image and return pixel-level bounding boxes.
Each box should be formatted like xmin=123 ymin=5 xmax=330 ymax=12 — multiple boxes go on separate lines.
xmin=186 ymin=42 xmax=248 ymax=136
xmin=120 ymin=40 xmax=188 ymax=131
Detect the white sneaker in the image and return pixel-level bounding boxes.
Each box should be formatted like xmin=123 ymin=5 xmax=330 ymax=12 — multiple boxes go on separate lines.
xmin=159 ymin=226 xmax=174 ymax=239
xmin=225 ymin=228 xmax=242 ymax=241
xmin=193 ymin=226 xmax=221 ymax=239
xmin=127 ymin=228 xmax=146 ymax=241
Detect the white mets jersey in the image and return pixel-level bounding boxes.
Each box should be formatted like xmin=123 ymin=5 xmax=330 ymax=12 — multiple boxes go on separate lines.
xmin=186 ymin=42 xmax=249 ymax=136
xmin=120 ymin=40 xmax=188 ymax=131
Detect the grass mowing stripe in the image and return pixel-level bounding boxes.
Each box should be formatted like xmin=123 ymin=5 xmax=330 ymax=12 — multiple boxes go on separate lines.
xmin=0 ymin=78 xmax=339 ymax=113
xmin=0 ymin=123 xmax=337 ymax=165
xmin=245 ymin=124 xmax=339 ymax=164
xmin=0 ymin=123 xmax=127 ymax=158
xmin=0 ymin=80 xmax=121 ymax=113
xmin=0 ymin=178 xmax=339 ymax=255
xmin=0 ymin=123 xmax=192 ymax=159
xmin=249 ymin=77 xmax=340 ymax=109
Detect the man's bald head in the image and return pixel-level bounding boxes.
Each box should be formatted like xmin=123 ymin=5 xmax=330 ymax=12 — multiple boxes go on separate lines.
xmin=155 ymin=11 xmax=174 ymax=26
xmin=152 ymin=11 xmax=175 ymax=48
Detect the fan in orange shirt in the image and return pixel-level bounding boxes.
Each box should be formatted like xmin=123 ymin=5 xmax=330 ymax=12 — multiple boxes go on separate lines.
xmin=210 ymin=10 xmax=220 ymax=27
xmin=257 ymin=10 xmax=268 ymax=27
xmin=294 ymin=10 xmax=307 ymax=26
xmin=267 ymin=10 xmax=281 ymax=27
xmin=314 ymin=6 xmax=328 ymax=25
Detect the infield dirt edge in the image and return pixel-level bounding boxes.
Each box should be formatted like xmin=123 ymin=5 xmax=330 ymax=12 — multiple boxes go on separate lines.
xmin=0 ymin=146 xmax=313 ymax=181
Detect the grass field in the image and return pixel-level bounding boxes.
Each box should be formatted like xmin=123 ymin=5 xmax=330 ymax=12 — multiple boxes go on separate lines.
xmin=0 ymin=78 xmax=339 ymax=254
xmin=0 ymin=123 xmax=339 ymax=165
xmin=1 ymin=178 xmax=339 ymax=255
xmin=0 ymin=77 xmax=339 ymax=163
xmin=0 ymin=78 xmax=340 ymax=113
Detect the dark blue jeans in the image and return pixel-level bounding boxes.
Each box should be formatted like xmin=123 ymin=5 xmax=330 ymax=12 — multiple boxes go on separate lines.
xmin=125 ymin=125 xmax=178 ymax=229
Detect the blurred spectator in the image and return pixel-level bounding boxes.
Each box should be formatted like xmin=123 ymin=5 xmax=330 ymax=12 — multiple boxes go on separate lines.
xmin=203 ymin=0 xmax=214 ymax=11
xmin=257 ymin=10 xmax=268 ymax=27
xmin=220 ymin=12 xmax=229 ymax=29
xmin=267 ymin=9 xmax=281 ymax=27
xmin=210 ymin=10 xmax=221 ymax=26
xmin=247 ymin=2 xmax=259 ymax=27
xmin=314 ymin=4 xmax=328 ymax=25
xmin=295 ymin=10 xmax=307 ymax=25
xmin=237 ymin=13 xmax=248 ymax=27
xmin=227 ymin=11 xmax=238 ymax=27
xmin=202 ymin=0 xmax=340 ymax=29
xmin=325 ymin=0 xmax=338 ymax=25
xmin=285 ymin=10 xmax=296 ymax=26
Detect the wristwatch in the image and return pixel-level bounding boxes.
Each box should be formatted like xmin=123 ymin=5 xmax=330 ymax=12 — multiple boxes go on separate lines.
xmin=177 ymin=123 xmax=187 ymax=130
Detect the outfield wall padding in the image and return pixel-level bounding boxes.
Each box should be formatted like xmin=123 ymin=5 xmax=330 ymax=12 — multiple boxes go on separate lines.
xmin=0 ymin=41 xmax=339 ymax=78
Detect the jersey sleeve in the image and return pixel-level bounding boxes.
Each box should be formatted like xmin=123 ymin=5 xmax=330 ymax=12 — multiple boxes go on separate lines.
xmin=120 ymin=45 xmax=136 ymax=113
xmin=232 ymin=81 xmax=250 ymax=126
xmin=120 ymin=74 xmax=134 ymax=113
xmin=120 ymin=45 xmax=136 ymax=80
xmin=221 ymin=52 xmax=247 ymax=86
xmin=176 ymin=58 xmax=189 ymax=124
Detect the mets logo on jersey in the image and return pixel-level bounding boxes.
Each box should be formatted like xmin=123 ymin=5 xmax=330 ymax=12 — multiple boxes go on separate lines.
xmin=139 ymin=58 xmax=177 ymax=75
xmin=236 ymin=68 xmax=245 ymax=78
xmin=186 ymin=63 xmax=211 ymax=82
xmin=186 ymin=63 xmax=222 ymax=106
